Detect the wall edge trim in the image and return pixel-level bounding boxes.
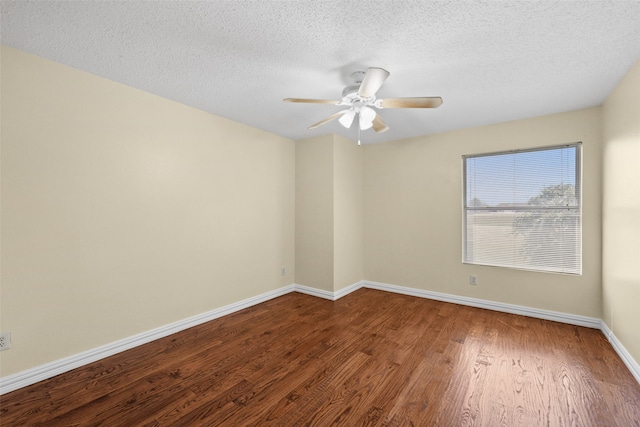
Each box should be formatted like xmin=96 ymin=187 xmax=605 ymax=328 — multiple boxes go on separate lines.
xmin=293 ymin=284 xmax=335 ymax=300
xmin=362 ymin=280 xmax=602 ymax=328
xmin=293 ymin=281 xmax=363 ymax=301
xmin=600 ymin=320 xmax=640 ymax=384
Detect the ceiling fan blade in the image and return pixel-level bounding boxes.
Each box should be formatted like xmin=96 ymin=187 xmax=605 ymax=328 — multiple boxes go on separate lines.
xmin=379 ymin=97 xmax=443 ymax=108
xmin=283 ymin=98 xmax=341 ymax=104
xmin=372 ymin=114 xmax=390 ymax=133
xmin=357 ymin=67 xmax=390 ymax=98
xmin=308 ymin=110 xmax=347 ymax=129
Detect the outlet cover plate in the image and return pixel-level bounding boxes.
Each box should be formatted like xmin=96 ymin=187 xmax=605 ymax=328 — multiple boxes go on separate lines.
xmin=0 ymin=332 xmax=11 ymax=351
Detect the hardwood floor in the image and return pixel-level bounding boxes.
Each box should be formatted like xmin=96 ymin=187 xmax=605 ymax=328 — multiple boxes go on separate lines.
xmin=2 ymin=288 xmax=639 ymax=426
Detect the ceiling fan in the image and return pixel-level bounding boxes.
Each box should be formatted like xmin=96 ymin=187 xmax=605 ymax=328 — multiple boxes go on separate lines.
xmin=284 ymin=67 xmax=442 ymax=143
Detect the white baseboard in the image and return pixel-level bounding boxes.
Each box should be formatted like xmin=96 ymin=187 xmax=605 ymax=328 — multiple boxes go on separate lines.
xmin=361 ymin=280 xmax=603 ymax=328
xmin=293 ymin=281 xmax=362 ymax=301
xmin=293 ymin=284 xmax=335 ymax=300
xmin=334 ymin=281 xmax=363 ymax=299
xmin=600 ymin=321 xmax=640 ymax=384
xmin=2 ymin=280 xmax=638 ymax=394
xmin=0 ymin=285 xmax=296 ymax=395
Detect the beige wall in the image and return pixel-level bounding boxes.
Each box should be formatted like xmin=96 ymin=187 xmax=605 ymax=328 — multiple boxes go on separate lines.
xmin=295 ymin=134 xmax=364 ymax=292
xmin=602 ymin=59 xmax=640 ymax=363
xmin=0 ymin=46 xmax=295 ymax=376
xmin=333 ymin=134 xmax=364 ymax=290
xmin=363 ymin=108 xmax=603 ymax=317
xmin=295 ymin=135 xmax=334 ymax=291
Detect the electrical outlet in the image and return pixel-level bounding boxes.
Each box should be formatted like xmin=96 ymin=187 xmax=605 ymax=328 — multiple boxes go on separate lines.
xmin=470 ymin=275 xmax=478 ymax=286
xmin=0 ymin=332 xmax=11 ymax=351
xmin=281 ymin=266 xmax=286 ymax=276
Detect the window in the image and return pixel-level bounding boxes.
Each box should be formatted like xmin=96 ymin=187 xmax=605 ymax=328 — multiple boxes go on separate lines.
xmin=463 ymin=143 xmax=582 ymax=274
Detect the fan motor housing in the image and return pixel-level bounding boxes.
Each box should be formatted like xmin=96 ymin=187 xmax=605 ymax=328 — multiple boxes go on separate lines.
xmin=342 ymin=83 xmax=360 ymax=99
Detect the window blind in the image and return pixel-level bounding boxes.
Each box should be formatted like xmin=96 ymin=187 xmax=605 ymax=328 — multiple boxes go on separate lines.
xmin=463 ymin=144 xmax=582 ymax=274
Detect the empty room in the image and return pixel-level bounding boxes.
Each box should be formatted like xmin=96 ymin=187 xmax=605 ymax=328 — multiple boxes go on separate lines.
xmin=1 ymin=1 xmax=639 ymax=425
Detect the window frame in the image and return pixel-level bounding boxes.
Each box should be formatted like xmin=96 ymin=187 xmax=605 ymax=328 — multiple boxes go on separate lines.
xmin=462 ymin=142 xmax=582 ymax=274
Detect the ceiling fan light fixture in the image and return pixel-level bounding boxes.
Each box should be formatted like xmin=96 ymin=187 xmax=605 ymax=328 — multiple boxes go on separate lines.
xmin=359 ymin=106 xmax=376 ymax=130
xmin=338 ymin=109 xmax=356 ymax=128
xmin=285 ymin=66 xmax=443 ymax=137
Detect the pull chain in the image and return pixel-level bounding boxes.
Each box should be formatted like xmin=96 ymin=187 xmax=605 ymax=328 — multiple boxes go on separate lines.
xmin=357 ymin=126 xmax=361 ymax=146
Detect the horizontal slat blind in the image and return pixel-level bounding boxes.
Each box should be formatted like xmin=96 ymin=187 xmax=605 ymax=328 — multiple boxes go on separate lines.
xmin=463 ymin=144 xmax=581 ymax=274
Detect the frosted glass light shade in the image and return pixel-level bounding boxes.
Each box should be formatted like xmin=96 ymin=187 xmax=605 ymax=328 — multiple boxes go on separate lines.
xmin=359 ymin=106 xmax=375 ymax=130
xmin=338 ymin=110 xmax=356 ymax=128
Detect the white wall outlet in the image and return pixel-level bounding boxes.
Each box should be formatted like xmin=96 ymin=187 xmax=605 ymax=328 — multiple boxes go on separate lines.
xmin=470 ymin=275 xmax=478 ymax=286
xmin=0 ymin=332 xmax=11 ymax=351
xmin=281 ymin=266 xmax=286 ymax=276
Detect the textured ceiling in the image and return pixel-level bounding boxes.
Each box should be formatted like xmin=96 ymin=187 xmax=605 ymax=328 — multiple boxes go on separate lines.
xmin=1 ymin=1 xmax=640 ymax=144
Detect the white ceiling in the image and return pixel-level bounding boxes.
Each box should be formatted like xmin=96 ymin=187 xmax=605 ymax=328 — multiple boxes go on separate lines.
xmin=1 ymin=1 xmax=639 ymax=144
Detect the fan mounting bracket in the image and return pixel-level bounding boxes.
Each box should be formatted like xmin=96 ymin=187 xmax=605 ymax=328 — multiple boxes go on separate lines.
xmin=350 ymin=70 xmax=366 ymax=84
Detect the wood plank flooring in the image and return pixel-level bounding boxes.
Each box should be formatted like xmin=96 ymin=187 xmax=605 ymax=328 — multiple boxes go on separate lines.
xmin=1 ymin=288 xmax=639 ymax=426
